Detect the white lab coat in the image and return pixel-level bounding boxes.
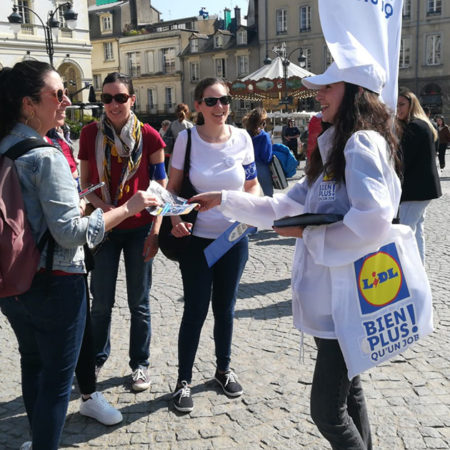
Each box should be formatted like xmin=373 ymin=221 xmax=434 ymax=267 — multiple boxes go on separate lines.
xmin=219 ymin=126 xmax=401 ymax=338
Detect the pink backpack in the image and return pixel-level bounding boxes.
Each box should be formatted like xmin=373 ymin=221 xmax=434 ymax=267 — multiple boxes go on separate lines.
xmin=0 ymin=138 xmax=52 ymax=298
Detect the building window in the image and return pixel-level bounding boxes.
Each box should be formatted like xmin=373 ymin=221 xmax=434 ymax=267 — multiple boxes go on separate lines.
xmin=18 ymin=0 xmax=33 ymax=34
xmin=18 ymin=0 xmax=31 ymax=24
xmin=103 ymin=42 xmax=113 ymax=61
xmin=190 ymin=62 xmax=199 ymax=82
xmin=427 ymin=0 xmax=441 ymax=15
xmin=147 ymin=89 xmax=156 ymax=111
xmin=402 ymin=0 xmax=411 ymax=18
xmin=276 ymin=9 xmax=287 ymax=34
xmin=237 ymin=30 xmax=247 ymax=45
xmin=215 ymin=58 xmax=226 ymax=78
xmin=299 ymin=5 xmax=311 ymax=32
xmin=237 ymin=55 xmax=249 ymax=77
xmin=127 ymin=52 xmax=140 ymax=77
xmin=93 ymin=74 xmax=102 ymax=90
xmin=214 ymin=35 xmax=223 ymax=48
xmin=162 ymin=48 xmax=176 ymax=74
xmin=165 ymin=87 xmax=174 ymax=110
xmin=399 ymin=38 xmax=411 ymax=68
xmin=190 ymin=39 xmax=199 ymax=53
xmin=100 ymin=14 xmax=112 ymax=33
xmin=324 ymin=46 xmax=333 ymax=69
xmin=146 ymin=51 xmax=155 ymax=73
xmin=425 ymin=34 xmax=441 ymax=66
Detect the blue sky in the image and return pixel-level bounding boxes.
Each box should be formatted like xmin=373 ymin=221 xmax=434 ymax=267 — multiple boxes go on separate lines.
xmin=151 ymin=0 xmax=249 ymax=22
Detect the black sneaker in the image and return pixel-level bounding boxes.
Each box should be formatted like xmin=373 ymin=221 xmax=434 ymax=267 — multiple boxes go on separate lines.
xmin=172 ymin=381 xmax=193 ymax=412
xmin=214 ymin=369 xmax=243 ymax=397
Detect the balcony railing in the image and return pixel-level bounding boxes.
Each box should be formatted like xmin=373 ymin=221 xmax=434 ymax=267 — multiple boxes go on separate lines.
xmin=164 ymin=103 xmax=175 ymax=113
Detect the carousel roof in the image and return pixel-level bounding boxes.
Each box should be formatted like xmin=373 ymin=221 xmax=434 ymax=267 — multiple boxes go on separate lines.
xmin=241 ymin=56 xmax=314 ymax=81
xmin=229 ymin=57 xmax=316 ymax=101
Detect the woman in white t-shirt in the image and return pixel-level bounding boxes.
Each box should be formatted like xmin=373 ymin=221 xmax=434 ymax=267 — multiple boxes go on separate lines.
xmin=166 ymin=78 xmax=260 ymax=413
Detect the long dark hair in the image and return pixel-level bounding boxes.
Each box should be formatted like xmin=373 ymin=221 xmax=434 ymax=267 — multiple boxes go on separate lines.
xmin=306 ymin=83 xmax=401 ymax=184
xmin=103 ymin=72 xmax=134 ymax=95
xmin=0 ymin=60 xmax=53 ymax=140
xmin=243 ymin=108 xmax=267 ymax=137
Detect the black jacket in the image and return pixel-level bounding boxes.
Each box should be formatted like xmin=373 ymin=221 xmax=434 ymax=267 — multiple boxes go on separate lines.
xmin=400 ymin=118 xmax=442 ymax=201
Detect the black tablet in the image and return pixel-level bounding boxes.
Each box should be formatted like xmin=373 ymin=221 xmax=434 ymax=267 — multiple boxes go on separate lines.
xmin=273 ymin=213 xmax=344 ymax=228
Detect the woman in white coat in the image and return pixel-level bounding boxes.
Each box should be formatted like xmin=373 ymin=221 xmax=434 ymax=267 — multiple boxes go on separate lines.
xmin=190 ymin=63 xmax=402 ymax=450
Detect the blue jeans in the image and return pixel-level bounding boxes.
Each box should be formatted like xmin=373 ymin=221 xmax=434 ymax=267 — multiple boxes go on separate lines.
xmin=90 ymin=225 xmax=152 ymax=370
xmin=256 ymin=161 xmax=274 ymax=197
xmin=0 ymin=273 xmax=86 ymax=450
xmin=399 ymin=200 xmax=431 ymax=263
xmin=177 ymin=236 xmax=248 ymax=383
xmin=311 ymin=338 xmax=372 ymax=450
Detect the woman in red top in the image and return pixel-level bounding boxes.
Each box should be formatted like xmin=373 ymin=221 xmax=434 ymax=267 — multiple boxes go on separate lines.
xmin=79 ymin=72 xmax=166 ymax=392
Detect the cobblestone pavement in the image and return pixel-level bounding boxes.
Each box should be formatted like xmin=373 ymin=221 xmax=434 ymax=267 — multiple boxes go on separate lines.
xmin=0 ymin=158 xmax=449 ymax=449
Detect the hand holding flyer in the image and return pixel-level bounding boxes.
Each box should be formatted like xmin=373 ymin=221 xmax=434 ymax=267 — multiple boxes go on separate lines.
xmin=145 ymin=180 xmax=199 ymax=216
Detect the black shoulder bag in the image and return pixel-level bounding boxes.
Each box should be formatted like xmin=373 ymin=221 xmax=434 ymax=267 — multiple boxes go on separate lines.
xmin=158 ymin=128 xmax=198 ymax=261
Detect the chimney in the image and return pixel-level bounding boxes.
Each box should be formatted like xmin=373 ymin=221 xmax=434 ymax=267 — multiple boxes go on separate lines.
xmin=129 ymin=0 xmax=137 ymax=30
xmin=224 ymin=8 xmax=231 ymax=30
xmin=234 ymin=6 xmax=241 ymax=27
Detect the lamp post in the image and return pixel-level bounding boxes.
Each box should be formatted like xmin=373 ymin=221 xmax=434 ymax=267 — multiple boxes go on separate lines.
xmin=8 ymin=2 xmax=78 ymax=67
xmin=272 ymin=43 xmax=307 ymax=112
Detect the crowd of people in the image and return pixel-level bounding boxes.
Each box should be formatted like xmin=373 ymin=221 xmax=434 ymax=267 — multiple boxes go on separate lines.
xmin=0 ymin=54 xmax=446 ymax=449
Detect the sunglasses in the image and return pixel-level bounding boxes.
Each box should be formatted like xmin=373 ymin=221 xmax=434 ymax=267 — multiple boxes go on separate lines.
xmin=101 ymin=93 xmax=132 ymax=104
xmin=50 ymin=88 xmax=69 ymax=103
xmin=201 ymin=95 xmax=232 ymax=107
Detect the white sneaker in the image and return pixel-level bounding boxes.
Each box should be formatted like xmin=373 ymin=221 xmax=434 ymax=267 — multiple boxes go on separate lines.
xmin=20 ymin=442 xmax=32 ymax=450
xmin=131 ymin=367 xmax=151 ymax=392
xmin=79 ymin=392 xmax=123 ymax=426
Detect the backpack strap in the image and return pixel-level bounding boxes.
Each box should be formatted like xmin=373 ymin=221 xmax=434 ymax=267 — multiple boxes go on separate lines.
xmin=5 ymin=137 xmax=49 ymax=160
xmin=183 ymin=128 xmax=192 ymax=176
xmin=5 ymin=137 xmax=55 ymax=271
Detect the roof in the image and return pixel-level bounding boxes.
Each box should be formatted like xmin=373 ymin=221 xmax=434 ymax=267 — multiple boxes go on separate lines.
xmin=241 ymin=56 xmax=314 ymax=81
xmin=88 ymin=1 xmax=126 ymax=13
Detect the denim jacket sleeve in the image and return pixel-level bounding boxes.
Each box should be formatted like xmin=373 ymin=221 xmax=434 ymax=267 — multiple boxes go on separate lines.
xmin=31 ymin=146 xmax=105 ymax=249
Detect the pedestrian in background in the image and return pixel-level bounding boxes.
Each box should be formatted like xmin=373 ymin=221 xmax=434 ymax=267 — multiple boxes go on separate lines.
xmin=164 ymin=104 xmax=193 ymax=173
xmin=396 ymin=87 xmax=442 ymax=262
xmin=190 ymin=62 xmax=402 ymax=449
xmin=436 ymin=115 xmax=450 ymax=170
xmin=243 ymin=107 xmax=273 ymax=196
xmin=0 ymin=61 xmax=157 ymax=450
xmin=79 ymin=72 xmax=166 ymax=392
xmin=167 ymin=77 xmax=260 ymax=413
xmin=159 ymin=119 xmax=171 ymax=138
xmin=282 ymin=119 xmax=301 ymax=160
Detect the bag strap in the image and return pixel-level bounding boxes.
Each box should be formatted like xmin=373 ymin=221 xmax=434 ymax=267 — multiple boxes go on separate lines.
xmin=5 ymin=137 xmax=55 ymax=271
xmin=183 ymin=128 xmax=192 ymax=177
xmin=5 ymin=137 xmax=49 ymax=160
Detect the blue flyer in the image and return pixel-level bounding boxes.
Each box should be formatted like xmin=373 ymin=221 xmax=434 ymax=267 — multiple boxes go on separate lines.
xmin=204 ymin=222 xmax=257 ymax=268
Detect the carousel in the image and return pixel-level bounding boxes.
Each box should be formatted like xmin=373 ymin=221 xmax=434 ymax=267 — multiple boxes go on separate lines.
xmin=228 ymin=44 xmax=317 ymax=114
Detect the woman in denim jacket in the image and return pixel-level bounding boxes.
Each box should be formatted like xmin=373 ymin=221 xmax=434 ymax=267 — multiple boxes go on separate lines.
xmin=0 ymin=61 xmax=158 ymax=450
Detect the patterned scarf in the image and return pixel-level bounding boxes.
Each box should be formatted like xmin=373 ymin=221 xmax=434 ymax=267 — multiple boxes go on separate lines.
xmin=95 ymin=112 xmax=143 ymax=205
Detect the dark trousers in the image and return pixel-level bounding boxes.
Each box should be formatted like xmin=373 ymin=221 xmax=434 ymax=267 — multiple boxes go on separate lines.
xmin=438 ymin=143 xmax=447 ymax=169
xmin=177 ymin=236 xmax=248 ymax=383
xmin=90 ymin=225 xmax=152 ymax=370
xmin=0 ymin=273 xmax=86 ymax=450
xmin=310 ymin=338 xmax=372 ymax=450
xmin=74 ymin=277 xmax=96 ymax=395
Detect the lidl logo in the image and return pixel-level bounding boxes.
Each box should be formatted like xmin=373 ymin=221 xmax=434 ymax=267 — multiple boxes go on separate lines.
xmin=354 ymin=242 xmax=410 ymax=315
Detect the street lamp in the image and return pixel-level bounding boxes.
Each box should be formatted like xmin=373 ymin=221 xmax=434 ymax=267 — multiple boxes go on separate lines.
xmin=273 ymin=43 xmax=307 ymax=111
xmin=8 ymin=2 xmax=78 ymax=67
